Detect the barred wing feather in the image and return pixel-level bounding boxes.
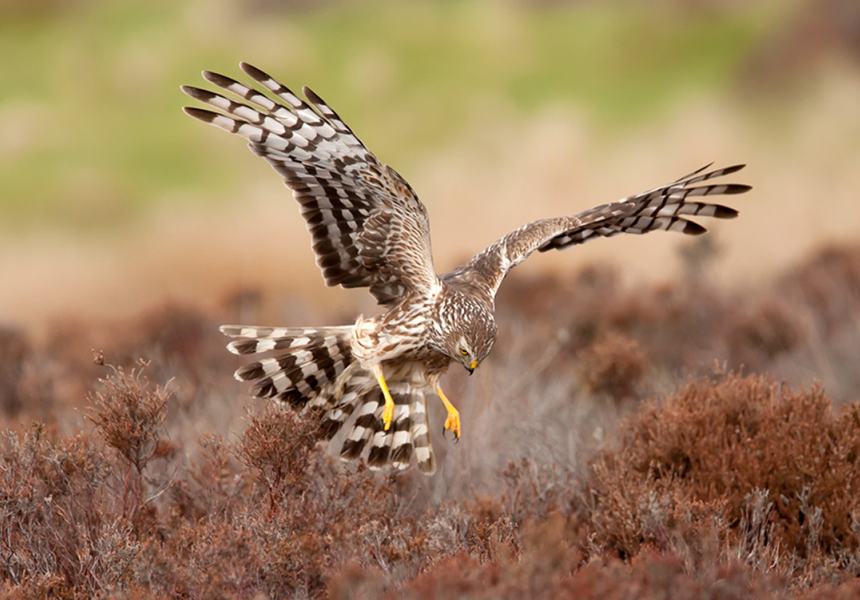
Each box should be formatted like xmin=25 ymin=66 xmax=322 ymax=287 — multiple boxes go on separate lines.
xmin=444 ymin=164 xmax=751 ymax=299
xmin=182 ymin=63 xmax=437 ymax=305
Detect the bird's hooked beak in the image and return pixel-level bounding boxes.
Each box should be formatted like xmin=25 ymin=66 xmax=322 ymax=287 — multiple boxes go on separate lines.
xmin=466 ymin=360 xmax=477 ymax=376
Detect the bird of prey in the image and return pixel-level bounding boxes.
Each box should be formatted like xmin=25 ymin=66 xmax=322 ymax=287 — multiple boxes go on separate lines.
xmin=182 ymin=63 xmax=750 ymax=475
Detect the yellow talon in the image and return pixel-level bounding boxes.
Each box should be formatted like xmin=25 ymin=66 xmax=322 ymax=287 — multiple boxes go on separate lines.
xmin=436 ymin=385 xmax=461 ymax=439
xmin=444 ymin=408 xmax=461 ymax=438
xmin=373 ymin=364 xmax=396 ymax=431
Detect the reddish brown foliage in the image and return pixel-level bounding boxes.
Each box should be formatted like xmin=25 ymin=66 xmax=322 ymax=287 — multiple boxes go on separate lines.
xmin=577 ymin=374 xmax=860 ymax=584
xmin=727 ymin=297 xmax=807 ymax=369
xmin=86 ymin=360 xmax=170 ymax=475
xmin=578 ymin=331 xmax=649 ymax=400
xmin=236 ymin=404 xmax=321 ymax=512
xmin=0 ymin=327 xmax=29 ymax=417
xmin=3 ymin=245 xmax=860 ymax=598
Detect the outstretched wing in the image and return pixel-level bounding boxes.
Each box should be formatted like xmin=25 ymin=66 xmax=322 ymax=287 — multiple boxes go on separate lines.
xmin=182 ymin=63 xmax=437 ymax=305
xmin=443 ymin=164 xmax=751 ymax=299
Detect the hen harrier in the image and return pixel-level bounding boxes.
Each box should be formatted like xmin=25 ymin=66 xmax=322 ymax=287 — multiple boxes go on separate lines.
xmin=182 ymin=63 xmax=750 ymax=475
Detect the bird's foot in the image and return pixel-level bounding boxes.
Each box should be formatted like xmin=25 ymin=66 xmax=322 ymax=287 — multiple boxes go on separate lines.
xmin=443 ymin=407 xmax=461 ymax=441
xmin=437 ymin=385 xmax=461 ymax=441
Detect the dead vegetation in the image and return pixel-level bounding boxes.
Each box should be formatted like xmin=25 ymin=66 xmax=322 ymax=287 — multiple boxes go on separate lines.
xmin=2 ymin=244 xmax=860 ymax=598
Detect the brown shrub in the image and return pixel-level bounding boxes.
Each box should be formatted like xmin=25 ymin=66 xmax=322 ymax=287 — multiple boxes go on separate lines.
xmin=495 ymin=264 xmax=728 ymax=388
xmin=181 ymin=432 xmax=250 ymax=519
xmin=0 ymin=423 xmax=139 ymax=599
xmin=728 ymin=298 xmax=807 ymax=370
xmin=396 ymin=514 xmax=581 ymax=600
xmin=500 ymin=459 xmax=573 ymax=524
xmin=782 ymin=245 xmax=860 ymax=339
xmin=397 ymin=532 xmax=791 ymax=600
xmin=0 ymin=327 xmax=29 ymax=418
xmin=235 ymin=404 xmax=320 ymax=512
xmin=576 ymin=373 xmax=860 ymax=582
xmin=578 ymin=331 xmax=649 ymax=400
xmin=86 ymin=359 xmax=170 ymax=475
xmin=6 ymin=245 xmax=860 ymax=598
xmin=0 ymin=356 xmax=184 ymax=598
xmin=493 ymin=244 xmax=860 ymax=405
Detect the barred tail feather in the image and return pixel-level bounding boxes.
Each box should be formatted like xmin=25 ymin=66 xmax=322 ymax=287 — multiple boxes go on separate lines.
xmin=339 ymin=387 xmax=436 ymax=475
xmin=219 ymin=324 xmax=354 ymax=408
xmin=222 ymin=325 xmax=436 ymax=474
xmin=338 ymin=388 xmax=382 ymax=460
xmin=408 ymin=394 xmax=434 ymax=474
xmin=318 ymin=370 xmax=374 ymax=440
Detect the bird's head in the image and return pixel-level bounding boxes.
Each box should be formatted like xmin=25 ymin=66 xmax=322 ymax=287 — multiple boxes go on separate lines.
xmin=435 ymin=292 xmax=498 ymax=374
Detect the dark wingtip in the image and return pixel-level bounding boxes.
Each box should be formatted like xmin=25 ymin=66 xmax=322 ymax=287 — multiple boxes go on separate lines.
xmin=240 ymin=62 xmax=269 ymax=82
xmin=181 ymin=85 xmax=216 ymax=102
xmin=691 ymin=162 xmax=714 ymax=175
xmin=182 ymin=106 xmax=217 ymax=122
xmin=303 ymin=86 xmax=323 ymax=105
xmin=683 ymin=221 xmax=708 ymax=235
xmin=202 ymin=70 xmax=238 ymax=88
xmin=714 ymin=205 xmax=740 ymax=219
xmin=724 ymin=184 xmax=753 ymax=195
xmin=720 ymin=164 xmax=746 ymax=176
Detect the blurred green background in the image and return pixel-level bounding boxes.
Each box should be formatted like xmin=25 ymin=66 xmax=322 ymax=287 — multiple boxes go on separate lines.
xmin=0 ymin=0 xmax=775 ymax=225
xmin=1 ymin=0 xmax=859 ymax=330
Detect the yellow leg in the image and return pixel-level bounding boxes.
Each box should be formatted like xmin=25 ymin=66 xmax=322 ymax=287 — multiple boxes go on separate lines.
xmin=373 ymin=364 xmax=396 ymax=431
xmin=436 ymin=385 xmax=461 ymax=439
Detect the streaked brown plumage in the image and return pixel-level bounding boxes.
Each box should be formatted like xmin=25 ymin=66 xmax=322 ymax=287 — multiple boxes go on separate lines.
xmin=183 ymin=63 xmax=751 ymax=475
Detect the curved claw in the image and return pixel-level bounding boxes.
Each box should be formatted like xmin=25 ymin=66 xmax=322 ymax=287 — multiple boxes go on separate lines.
xmin=443 ymin=409 xmax=461 ymax=440
xmin=437 ymin=384 xmax=462 ymax=441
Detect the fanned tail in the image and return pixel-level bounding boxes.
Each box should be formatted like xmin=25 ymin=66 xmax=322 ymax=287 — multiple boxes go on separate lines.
xmin=220 ymin=325 xmax=354 ymax=409
xmin=221 ymin=325 xmax=436 ymax=474
xmin=339 ymin=384 xmax=435 ymax=475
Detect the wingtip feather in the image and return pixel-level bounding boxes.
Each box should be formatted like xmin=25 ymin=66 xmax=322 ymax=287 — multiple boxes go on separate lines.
xmin=181 ymin=86 xmax=222 ymax=106
xmin=303 ymin=86 xmax=322 ymax=104
xmin=202 ymin=70 xmax=237 ymax=88
xmin=683 ymin=221 xmax=708 ymax=235
xmin=182 ymin=106 xmax=218 ymax=122
xmin=724 ymin=184 xmax=752 ymax=195
xmin=720 ymin=163 xmax=746 ymax=176
xmin=240 ymin=62 xmax=269 ymax=82
xmin=713 ymin=205 xmax=740 ymax=219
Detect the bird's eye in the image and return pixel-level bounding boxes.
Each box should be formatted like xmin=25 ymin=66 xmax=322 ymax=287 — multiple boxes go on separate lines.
xmin=460 ymin=349 xmax=468 ymax=356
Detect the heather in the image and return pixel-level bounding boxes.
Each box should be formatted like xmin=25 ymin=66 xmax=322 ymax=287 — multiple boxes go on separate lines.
xmin=2 ymin=244 xmax=860 ymax=598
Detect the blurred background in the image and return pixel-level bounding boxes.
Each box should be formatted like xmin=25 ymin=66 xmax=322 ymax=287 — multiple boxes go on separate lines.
xmin=3 ymin=5 xmax=860 ymax=592
xmin=1 ymin=0 xmax=859 ymax=334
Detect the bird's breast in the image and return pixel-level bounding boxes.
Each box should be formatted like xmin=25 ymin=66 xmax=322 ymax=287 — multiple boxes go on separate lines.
xmin=350 ymin=311 xmax=452 ymax=383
